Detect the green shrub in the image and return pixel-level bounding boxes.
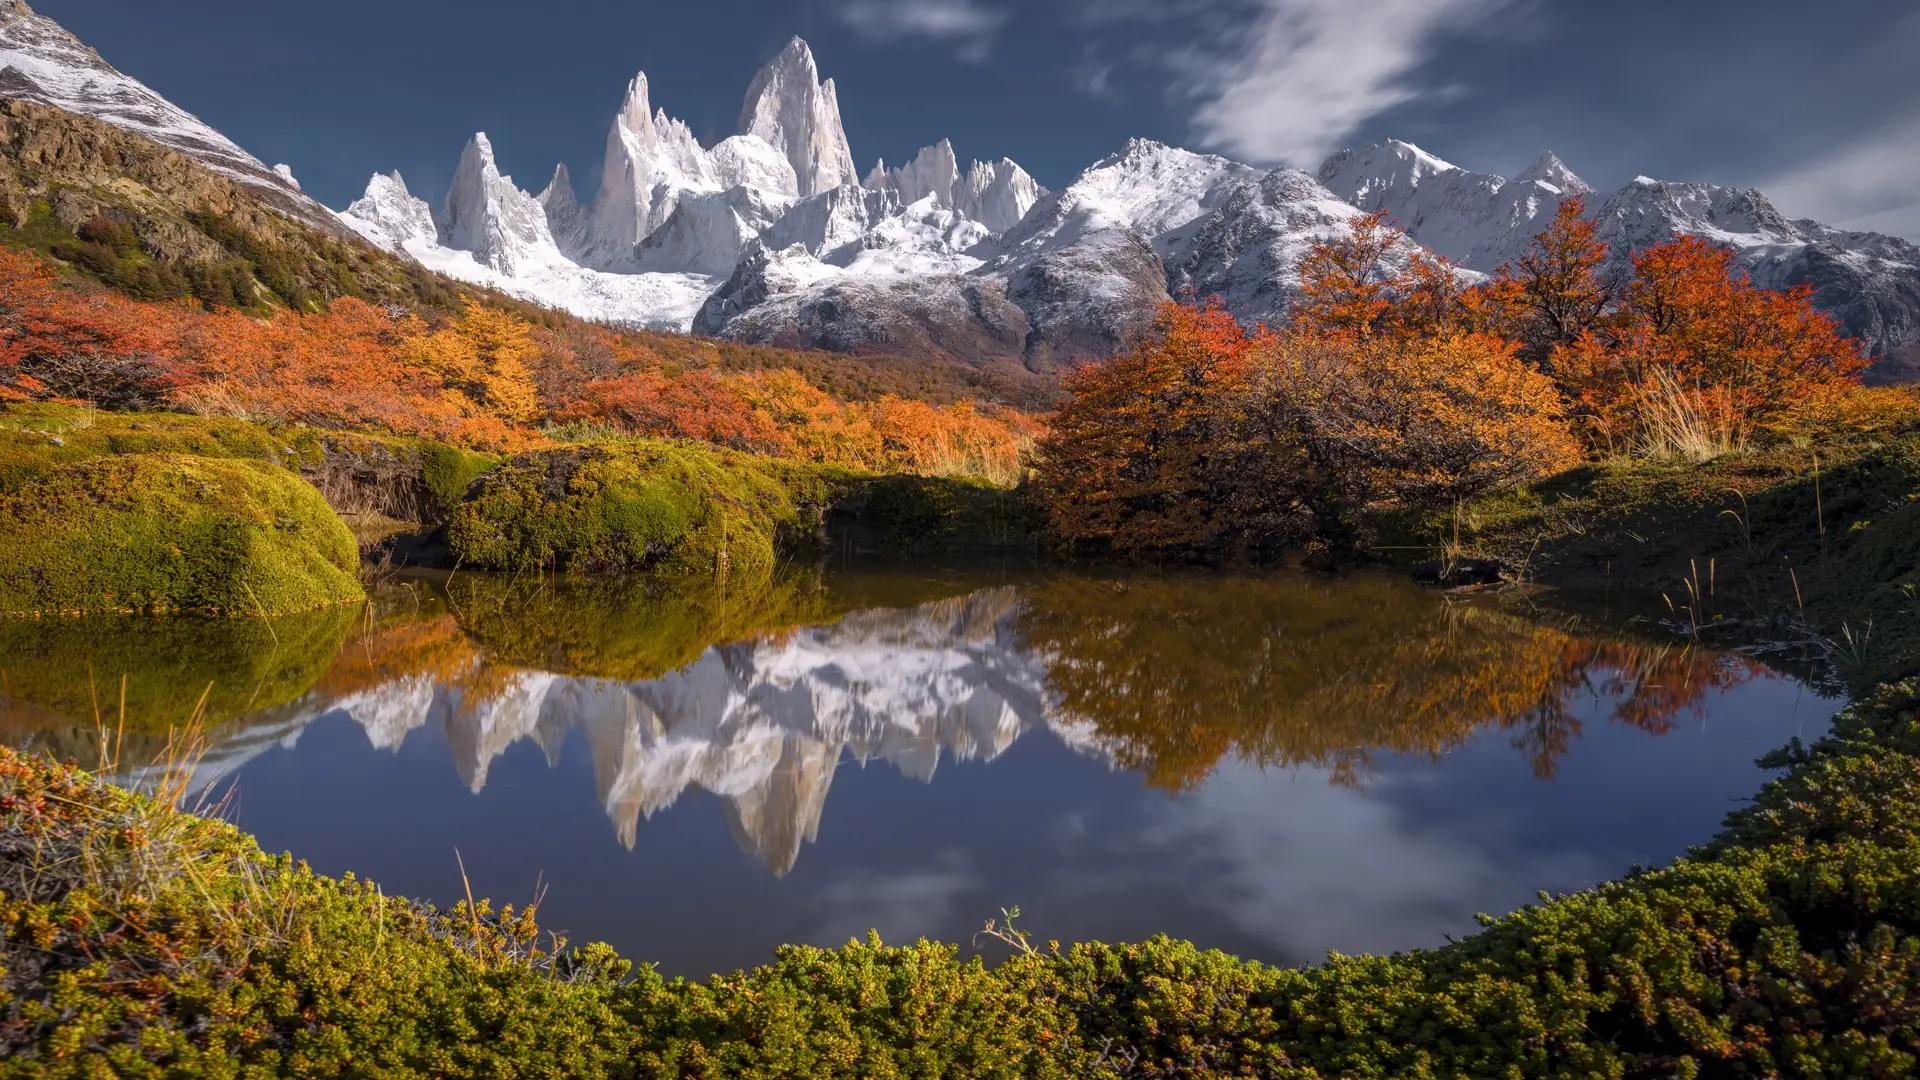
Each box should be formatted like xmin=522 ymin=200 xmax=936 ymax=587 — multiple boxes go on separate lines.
xmin=446 ymin=442 xmax=850 ymax=578
xmin=0 ymin=453 xmax=363 ymax=616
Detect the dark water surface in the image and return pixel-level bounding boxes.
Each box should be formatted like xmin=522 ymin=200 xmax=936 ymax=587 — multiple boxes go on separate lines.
xmin=0 ymin=567 xmax=1833 ymax=977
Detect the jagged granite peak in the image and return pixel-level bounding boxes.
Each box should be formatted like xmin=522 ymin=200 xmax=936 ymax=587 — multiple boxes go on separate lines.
xmin=761 ymin=185 xmax=902 ymax=264
xmin=439 ymin=132 xmax=562 ymax=276
xmin=537 ymin=162 xmax=585 ymax=247
xmin=866 ymin=139 xmax=961 ymax=208
xmin=340 ymin=170 xmax=438 ymax=253
xmin=737 ymin=37 xmax=858 ymax=198
xmin=1515 ymin=150 xmax=1591 ymax=196
xmin=961 ymin=157 xmax=1047 ymax=234
xmin=0 ymin=0 xmax=334 ymax=228
xmin=636 ymin=184 xmax=796 ymax=277
xmin=864 ymin=140 xmax=1047 ymax=234
xmin=572 ymin=71 xmax=717 ymax=267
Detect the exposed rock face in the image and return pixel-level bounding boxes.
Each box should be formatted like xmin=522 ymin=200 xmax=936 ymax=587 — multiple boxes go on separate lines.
xmin=574 ymin=73 xmax=725 ymax=268
xmin=0 ymin=0 xmax=334 ymax=230
xmin=1169 ymin=169 xmax=1426 ymax=330
xmin=438 ymin=134 xmax=561 ymax=278
xmin=864 ymin=140 xmax=1046 ymax=234
xmin=736 ymin=37 xmax=858 ymax=198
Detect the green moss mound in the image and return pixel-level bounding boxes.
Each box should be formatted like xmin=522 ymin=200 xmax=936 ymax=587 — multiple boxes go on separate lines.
xmin=0 ymin=453 xmax=364 ymax=616
xmin=446 ymin=442 xmax=849 ymax=578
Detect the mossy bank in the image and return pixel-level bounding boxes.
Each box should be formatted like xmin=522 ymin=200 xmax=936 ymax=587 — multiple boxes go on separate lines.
xmin=0 ymin=403 xmax=1036 ymax=618
xmin=1390 ymin=428 xmax=1920 ymax=693
xmin=0 ymin=453 xmax=363 ymax=617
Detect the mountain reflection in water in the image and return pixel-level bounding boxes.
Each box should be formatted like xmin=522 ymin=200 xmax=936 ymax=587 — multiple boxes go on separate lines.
xmin=1 ymin=571 xmax=1794 ymax=880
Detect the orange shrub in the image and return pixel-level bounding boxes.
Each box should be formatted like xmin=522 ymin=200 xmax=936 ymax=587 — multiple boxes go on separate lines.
xmin=1555 ymin=236 xmax=1866 ymax=455
xmin=1034 ymin=300 xmax=1265 ymax=551
xmin=0 ymin=247 xmax=1037 ymax=476
xmin=1247 ymin=330 xmax=1581 ymax=509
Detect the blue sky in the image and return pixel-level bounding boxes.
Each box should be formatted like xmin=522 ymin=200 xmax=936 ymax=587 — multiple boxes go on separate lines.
xmin=36 ymin=0 xmax=1920 ymax=238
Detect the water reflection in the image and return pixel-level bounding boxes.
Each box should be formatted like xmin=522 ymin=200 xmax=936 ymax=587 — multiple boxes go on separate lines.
xmin=1 ymin=570 xmax=1791 ymax=880
xmin=1024 ymin=576 xmax=1767 ymax=788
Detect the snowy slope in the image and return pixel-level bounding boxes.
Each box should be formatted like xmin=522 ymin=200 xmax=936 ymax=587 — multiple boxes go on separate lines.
xmin=1170 ymin=168 xmax=1433 ymax=329
xmin=0 ymin=0 xmax=336 ymax=229
xmin=340 ymin=156 xmax=720 ymax=330
xmin=1317 ymin=140 xmax=1588 ymax=270
xmin=1319 ymin=139 xmax=1920 ymax=366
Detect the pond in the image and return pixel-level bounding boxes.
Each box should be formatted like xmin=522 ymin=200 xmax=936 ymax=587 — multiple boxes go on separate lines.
xmin=0 ymin=565 xmax=1834 ymax=978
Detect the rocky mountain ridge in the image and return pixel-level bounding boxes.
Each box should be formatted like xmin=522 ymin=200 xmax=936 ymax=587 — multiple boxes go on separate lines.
xmin=3 ymin=4 xmax=1916 ymax=380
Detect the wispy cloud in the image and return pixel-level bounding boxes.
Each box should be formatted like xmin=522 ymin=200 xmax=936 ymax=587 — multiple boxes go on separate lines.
xmin=834 ymin=0 xmax=1011 ymax=63
xmin=1169 ymin=0 xmax=1511 ymax=167
xmin=1759 ymin=112 xmax=1920 ymax=242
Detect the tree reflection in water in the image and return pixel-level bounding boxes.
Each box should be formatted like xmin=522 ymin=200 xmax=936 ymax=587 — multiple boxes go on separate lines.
xmin=2 ymin=569 xmax=1770 ymax=873
xmin=1019 ymin=574 xmax=1764 ymax=789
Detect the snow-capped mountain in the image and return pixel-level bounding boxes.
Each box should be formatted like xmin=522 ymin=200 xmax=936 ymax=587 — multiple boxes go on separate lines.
xmin=0 ymin=0 xmax=335 ymax=230
xmin=1318 ymin=140 xmax=1920 ymax=369
xmin=1317 ymin=140 xmax=1590 ymax=271
xmin=5 ymin=0 xmax=1917 ymax=377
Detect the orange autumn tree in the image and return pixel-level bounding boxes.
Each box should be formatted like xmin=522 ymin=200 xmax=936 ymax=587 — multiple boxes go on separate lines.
xmin=408 ymin=301 xmax=542 ymax=426
xmin=1245 ymin=330 xmax=1581 ymax=513
xmin=1501 ymin=196 xmax=1617 ymax=365
xmin=1035 ymin=300 xmax=1268 ymax=551
xmin=1554 ymin=235 xmax=1866 ymax=455
xmin=1293 ymin=209 xmax=1470 ymax=341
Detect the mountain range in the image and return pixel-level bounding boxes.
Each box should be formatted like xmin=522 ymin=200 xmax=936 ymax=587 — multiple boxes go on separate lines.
xmin=2 ymin=0 xmax=1917 ymax=382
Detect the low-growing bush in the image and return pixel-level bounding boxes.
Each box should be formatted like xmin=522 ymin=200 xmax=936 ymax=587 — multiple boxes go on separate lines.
xmin=5 ymin=681 xmax=1920 ymax=1076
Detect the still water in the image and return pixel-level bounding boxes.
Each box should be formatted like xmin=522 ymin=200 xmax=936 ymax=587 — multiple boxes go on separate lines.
xmin=0 ymin=567 xmax=1832 ymax=977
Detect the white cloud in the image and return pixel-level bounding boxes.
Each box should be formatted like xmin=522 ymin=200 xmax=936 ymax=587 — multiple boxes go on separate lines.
xmin=1758 ymin=113 xmax=1920 ymax=242
xmin=834 ymin=0 xmax=1011 ymax=62
xmin=1145 ymin=762 xmax=1610 ymax=958
xmin=805 ymin=850 xmax=981 ymax=947
xmin=1173 ymin=0 xmax=1510 ymax=167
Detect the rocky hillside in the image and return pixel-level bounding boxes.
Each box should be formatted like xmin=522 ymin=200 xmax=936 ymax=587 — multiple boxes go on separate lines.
xmin=0 ymin=98 xmax=464 ymax=314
